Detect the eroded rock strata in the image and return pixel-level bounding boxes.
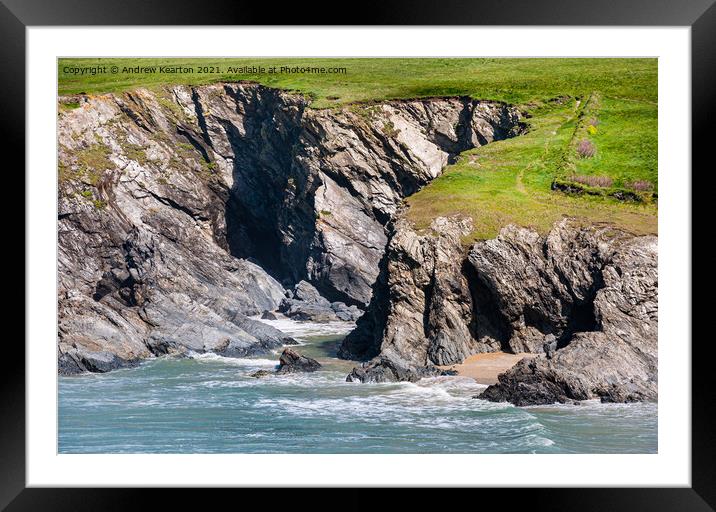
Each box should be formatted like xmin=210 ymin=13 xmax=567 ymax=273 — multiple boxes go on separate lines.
xmin=341 ymin=218 xmax=658 ymax=405
xmin=58 ymin=83 xmax=521 ymax=373
xmin=340 ymin=216 xmax=487 ymax=368
xmin=478 ymin=223 xmax=658 ymax=405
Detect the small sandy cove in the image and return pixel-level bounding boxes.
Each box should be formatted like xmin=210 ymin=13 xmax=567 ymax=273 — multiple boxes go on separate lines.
xmin=439 ymin=352 xmax=536 ymax=385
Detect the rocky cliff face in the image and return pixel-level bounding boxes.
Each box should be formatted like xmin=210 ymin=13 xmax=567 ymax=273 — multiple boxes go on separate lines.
xmin=58 ymin=82 xmax=657 ymax=403
xmin=478 ymin=223 xmax=658 ymax=405
xmin=58 ymin=83 xmax=521 ymax=373
xmin=340 ymin=216 xmax=497 ymax=367
xmin=341 ymin=218 xmax=658 ymax=405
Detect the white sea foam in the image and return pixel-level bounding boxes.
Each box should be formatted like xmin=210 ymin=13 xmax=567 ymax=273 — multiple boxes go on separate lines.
xmin=250 ymin=315 xmax=356 ymax=339
xmin=185 ymin=351 xmax=278 ymax=368
xmin=525 ymin=399 xmax=659 ymax=419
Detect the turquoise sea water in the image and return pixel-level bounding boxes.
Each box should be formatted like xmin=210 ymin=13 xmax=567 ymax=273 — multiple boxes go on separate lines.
xmin=58 ymin=318 xmax=657 ymax=454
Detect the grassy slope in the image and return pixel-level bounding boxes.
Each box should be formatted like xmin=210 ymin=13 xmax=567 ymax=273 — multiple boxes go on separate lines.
xmin=406 ymin=99 xmax=657 ymax=242
xmin=58 ymin=58 xmax=657 ymax=240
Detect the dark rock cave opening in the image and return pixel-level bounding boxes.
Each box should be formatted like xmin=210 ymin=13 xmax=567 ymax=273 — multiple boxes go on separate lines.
xmin=463 ymin=261 xmax=513 ymax=353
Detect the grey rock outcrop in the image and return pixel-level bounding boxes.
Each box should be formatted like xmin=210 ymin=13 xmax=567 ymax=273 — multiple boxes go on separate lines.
xmin=330 ymin=302 xmax=363 ymax=322
xmin=278 ymin=280 xmax=362 ymax=322
xmin=276 ymin=348 xmax=322 ymax=374
xmin=249 ymin=348 xmax=322 ymax=377
xmin=249 ymin=369 xmax=275 ymax=379
xmin=261 ymin=310 xmax=278 ymax=320
xmin=346 ymin=356 xmax=442 ymax=383
xmin=58 ymin=349 xmax=141 ymax=375
xmin=58 ymin=84 xmax=521 ymax=373
xmin=341 ymin=218 xmax=658 ymax=405
xmin=278 ymin=280 xmax=335 ymax=322
xmin=479 ymin=225 xmax=658 ymax=405
xmin=340 ymin=216 xmax=498 ymax=372
xmin=293 ymin=280 xmax=325 ymax=303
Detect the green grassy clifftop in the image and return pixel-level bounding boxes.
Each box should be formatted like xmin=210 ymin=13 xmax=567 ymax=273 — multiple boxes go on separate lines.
xmin=58 ymin=58 xmax=657 ymax=240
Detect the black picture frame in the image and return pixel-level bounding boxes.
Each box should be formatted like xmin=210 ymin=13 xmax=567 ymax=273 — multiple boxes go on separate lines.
xmin=3 ymin=0 xmax=713 ymax=509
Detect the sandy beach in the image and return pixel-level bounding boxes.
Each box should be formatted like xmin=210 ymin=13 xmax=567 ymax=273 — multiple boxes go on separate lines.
xmin=439 ymin=352 xmax=536 ymax=385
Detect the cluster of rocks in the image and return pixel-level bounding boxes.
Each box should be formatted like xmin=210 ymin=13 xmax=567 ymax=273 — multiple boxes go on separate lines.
xmin=346 ymin=356 xmax=454 ymax=383
xmin=278 ymin=281 xmax=363 ymax=322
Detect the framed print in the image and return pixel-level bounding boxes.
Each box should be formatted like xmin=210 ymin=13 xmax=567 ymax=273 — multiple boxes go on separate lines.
xmin=4 ymin=0 xmax=715 ymax=509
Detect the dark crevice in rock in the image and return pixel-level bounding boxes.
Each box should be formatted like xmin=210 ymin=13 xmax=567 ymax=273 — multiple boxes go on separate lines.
xmin=177 ymin=126 xmax=212 ymax=164
xmin=337 ymin=247 xmax=391 ymax=361
xmin=145 ymin=188 xmax=209 ymax=222
xmin=462 ymin=259 xmax=512 ymax=353
xmin=522 ymin=305 xmax=556 ymax=337
xmin=190 ymin=87 xmax=213 ymax=149
xmin=92 ymin=269 xmax=131 ymax=303
xmin=225 ymin=193 xmax=284 ymax=274
xmin=215 ymin=88 xmax=314 ymax=288
xmin=371 ymin=206 xmax=391 ymax=227
xmin=441 ymin=100 xmax=476 ymax=161
xmin=116 ymin=100 xmax=153 ymax=133
xmin=557 ymin=271 xmax=604 ymax=349
xmin=221 ymin=112 xmax=315 ymax=283
xmin=547 ymin=245 xmax=607 ymax=349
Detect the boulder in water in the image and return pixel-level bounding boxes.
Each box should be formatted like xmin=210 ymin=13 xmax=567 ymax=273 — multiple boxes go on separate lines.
xmin=276 ymin=348 xmax=321 ymax=374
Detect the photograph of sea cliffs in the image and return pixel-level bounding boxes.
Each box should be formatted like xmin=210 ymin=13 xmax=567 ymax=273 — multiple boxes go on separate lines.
xmin=57 ymin=58 xmax=658 ymax=453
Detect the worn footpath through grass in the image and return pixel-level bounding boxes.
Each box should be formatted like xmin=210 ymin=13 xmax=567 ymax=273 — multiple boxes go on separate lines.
xmin=405 ymin=97 xmax=658 ymax=242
